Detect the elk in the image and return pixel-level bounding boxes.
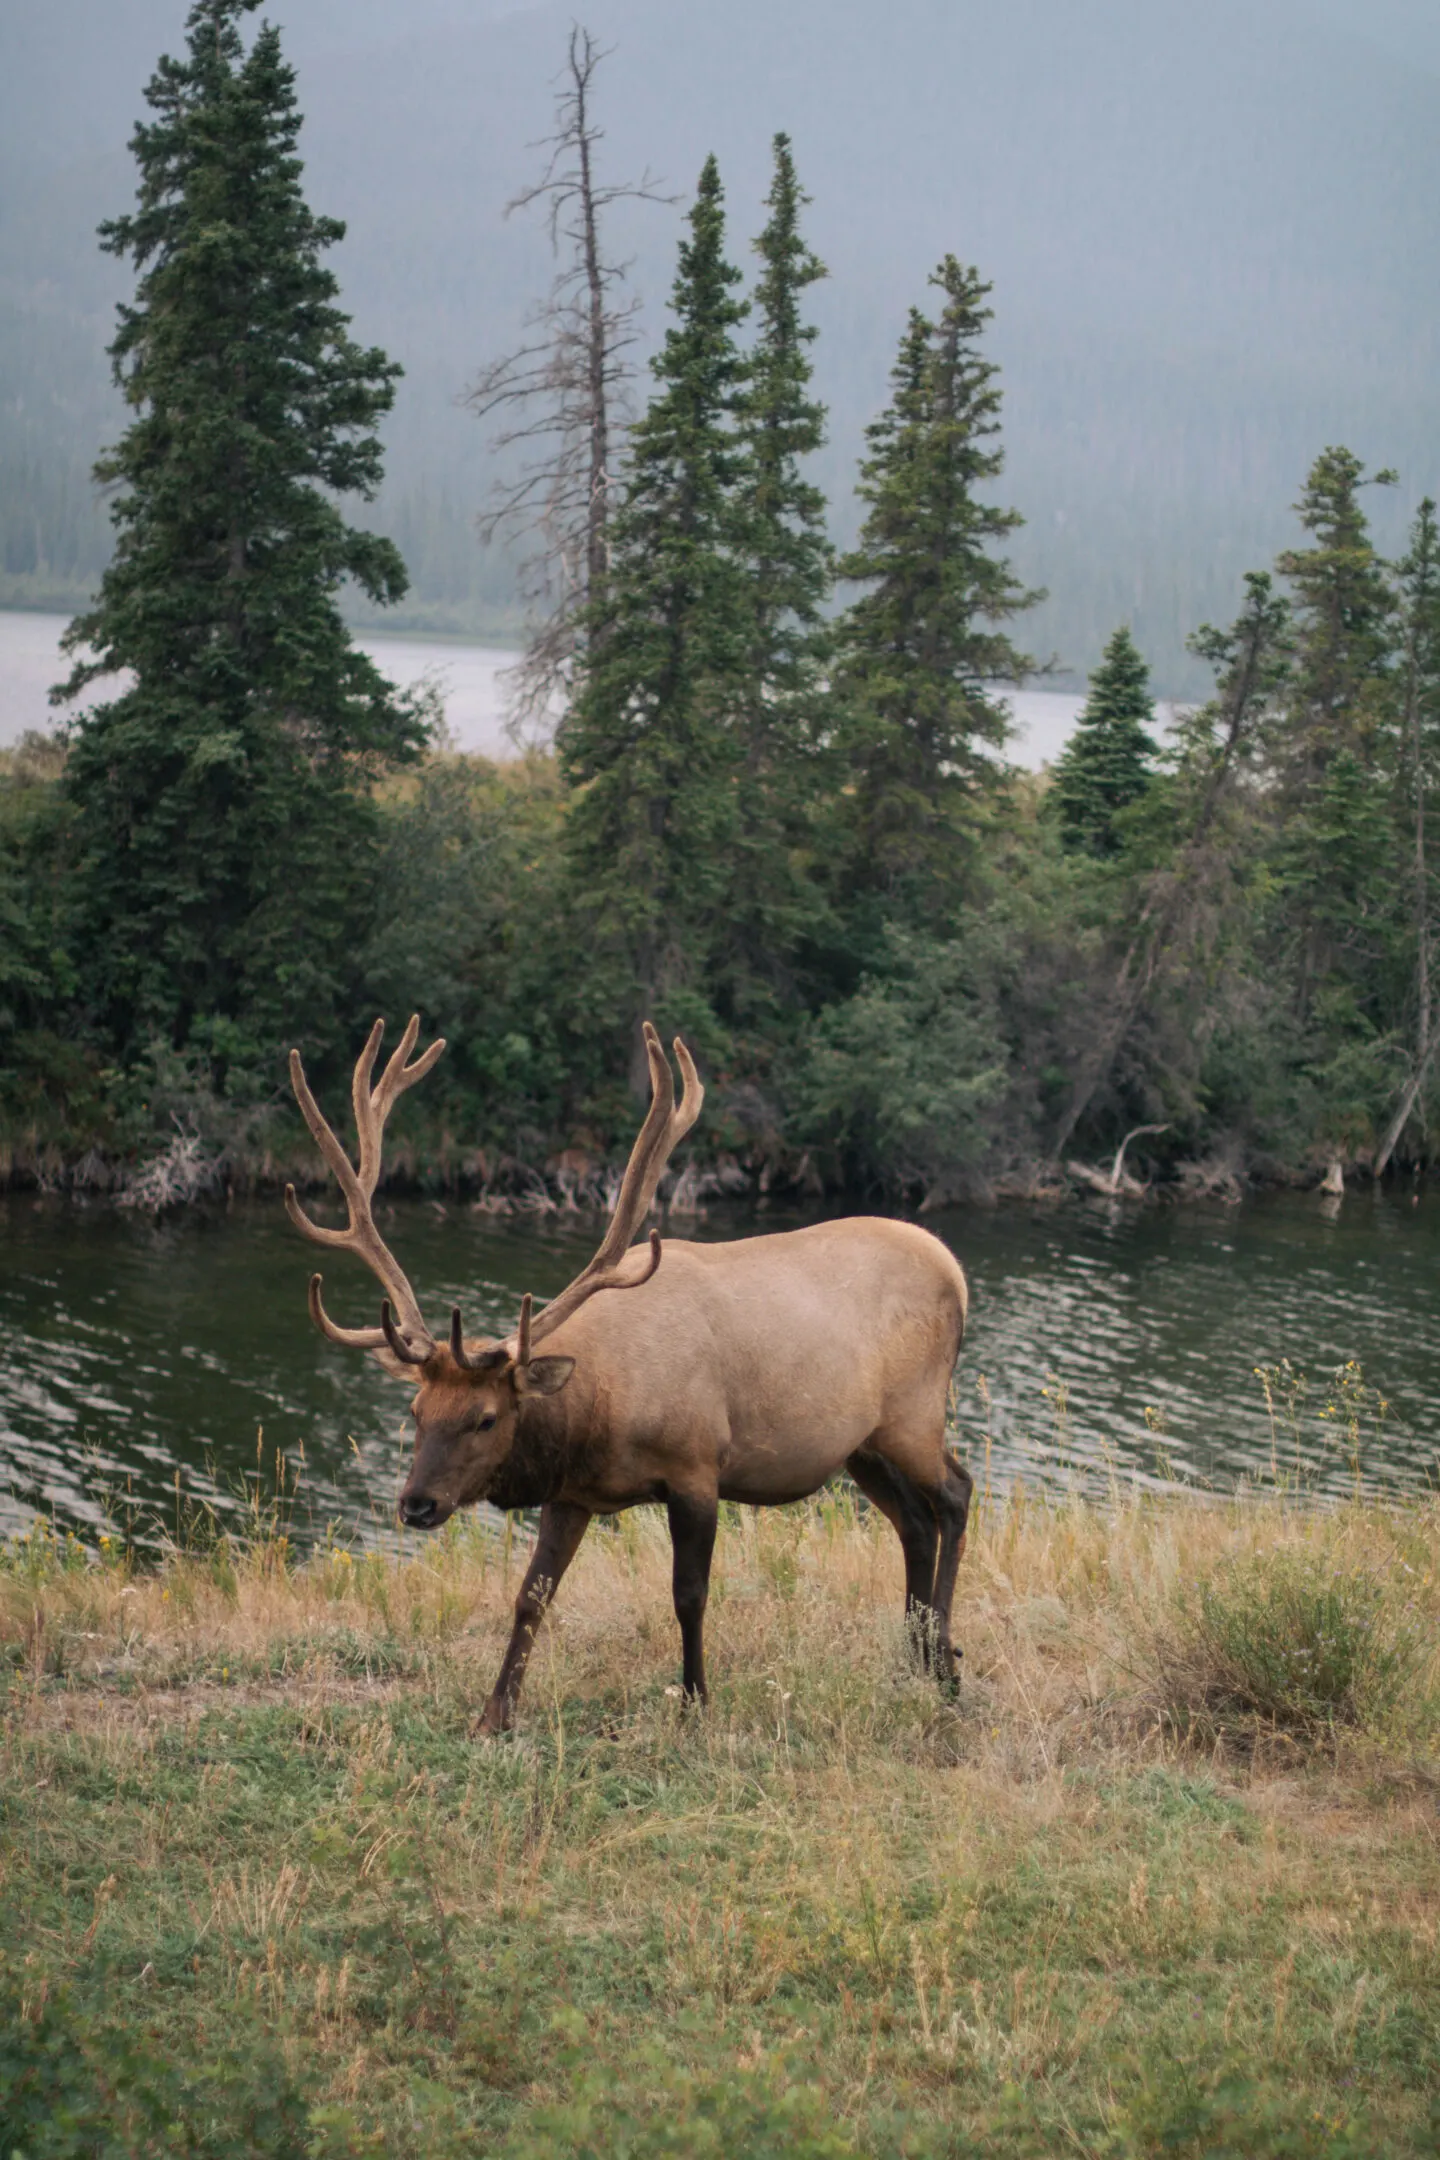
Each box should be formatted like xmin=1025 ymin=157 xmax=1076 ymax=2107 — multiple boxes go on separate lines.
xmin=286 ymin=1017 xmax=973 ymax=1733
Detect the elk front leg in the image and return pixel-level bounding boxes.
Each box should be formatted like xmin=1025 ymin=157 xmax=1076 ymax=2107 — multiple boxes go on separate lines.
xmin=666 ymin=1490 xmax=718 ymax=1703
xmin=475 ymin=1501 xmax=591 ymax=1736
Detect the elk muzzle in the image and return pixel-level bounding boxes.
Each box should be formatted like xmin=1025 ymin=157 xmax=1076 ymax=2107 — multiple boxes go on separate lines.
xmin=398 ymin=1487 xmax=449 ymax=1530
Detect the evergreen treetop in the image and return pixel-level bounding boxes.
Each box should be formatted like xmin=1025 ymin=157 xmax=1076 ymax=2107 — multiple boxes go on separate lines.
xmin=54 ymin=0 xmax=422 ymax=1059
xmin=832 ymin=256 xmax=1040 ymax=909
xmin=740 ymin=133 xmax=831 ymax=709
xmin=1274 ymin=445 xmax=1396 ymax=778
xmin=1393 ymin=497 xmax=1440 ymax=764
xmin=1050 ymin=625 xmax=1159 ymax=856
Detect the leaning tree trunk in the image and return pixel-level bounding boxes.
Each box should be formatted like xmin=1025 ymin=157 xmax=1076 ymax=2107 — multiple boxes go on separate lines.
xmin=1049 ymin=595 xmax=1278 ymax=1163
xmin=1375 ymin=649 xmax=1434 ymax=1177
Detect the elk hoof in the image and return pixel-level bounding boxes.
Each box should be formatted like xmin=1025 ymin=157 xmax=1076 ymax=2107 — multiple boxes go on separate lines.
xmin=471 ymin=1703 xmax=513 ymax=1739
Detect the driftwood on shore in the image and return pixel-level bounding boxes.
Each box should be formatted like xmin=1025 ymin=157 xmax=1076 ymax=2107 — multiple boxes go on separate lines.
xmin=1065 ymin=1123 xmax=1170 ymax=1199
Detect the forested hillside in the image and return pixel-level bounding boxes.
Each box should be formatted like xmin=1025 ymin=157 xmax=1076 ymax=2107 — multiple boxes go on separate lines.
xmin=2 ymin=0 xmax=1436 ymax=690
xmin=2 ymin=0 xmax=1436 ymax=1210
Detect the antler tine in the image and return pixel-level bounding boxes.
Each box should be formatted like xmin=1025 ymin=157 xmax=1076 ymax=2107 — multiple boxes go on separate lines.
xmin=382 ymin=1299 xmax=429 ymax=1367
xmin=307 ymin=1273 xmax=389 ymax=1350
xmin=491 ymin=1027 xmax=698 ymax=1363
xmin=588 ymin=1023 xmax=682 ymax=1276
xmin=510 ymin=1231 xmax=662 ymax=1360
xmin=352 ymin=1016 xmax=448 ymax=1194
xmin=350 ymin=1017 xmax=389 ymax=1192
xmin=286 ymin=1021 xmax=445 ymax=1354
xmin=669 ymin=1034 xmax=704 ymax=1147
xmin=290 ymin=1049 xmax=367 ymax=1212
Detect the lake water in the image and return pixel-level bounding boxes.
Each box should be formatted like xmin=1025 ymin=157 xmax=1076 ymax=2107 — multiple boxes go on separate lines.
xmin=2 ymin=1191 xmax=1435 ymax=1547
xmin=0 ymin=608 xmax=1099 ymax=767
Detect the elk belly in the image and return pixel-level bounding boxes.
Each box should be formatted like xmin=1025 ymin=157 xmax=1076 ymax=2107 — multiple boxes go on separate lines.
xmin=715 ymin=1423 xmax=870 ymax=1506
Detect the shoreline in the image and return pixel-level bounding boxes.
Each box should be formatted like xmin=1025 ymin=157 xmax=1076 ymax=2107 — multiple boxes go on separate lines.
xmin=0 ymin=1135 xmax=1375 ymax=1210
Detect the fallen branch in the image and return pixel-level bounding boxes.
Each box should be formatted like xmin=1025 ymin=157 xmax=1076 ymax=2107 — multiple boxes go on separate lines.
xmin=1067 ymin=1123 xmax=1170 ymax=1199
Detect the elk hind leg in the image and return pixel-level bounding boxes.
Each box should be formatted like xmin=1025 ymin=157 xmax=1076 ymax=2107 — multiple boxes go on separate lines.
xmin=846 ymin=1449 xmax=942 ymax=1671
xmin=666 ymin=1489 xmax=719 ymax=1703
xmin=475 ymin=1500 xmax=591 ymax=1737
xmin=930 ymin=1454 xmax=974 ymax=1684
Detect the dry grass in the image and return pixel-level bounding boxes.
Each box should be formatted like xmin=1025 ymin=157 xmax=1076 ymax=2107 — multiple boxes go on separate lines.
xmin=3 ymin=1488 xmax=1439 ymax=2156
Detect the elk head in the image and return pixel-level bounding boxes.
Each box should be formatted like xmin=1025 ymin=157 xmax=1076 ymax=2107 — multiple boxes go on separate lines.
xmin=285 ymin=1016 xmax=702 ymax=1528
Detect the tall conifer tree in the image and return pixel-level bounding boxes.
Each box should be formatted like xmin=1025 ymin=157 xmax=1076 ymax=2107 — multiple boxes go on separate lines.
xmin=740 ymin=135 xmax=831 ymax=723
xmin=1268 ymin=451 xmax=1404 ymax=1135
xmin=719 ymin=134 xmax=834 ymax=1022
xmin=562 ymin=155 xmax=751 ymax=1080
xmin=831 ymin=257 xmax=1039 ymax=915
xmin=1275 ymin=446 xmax=1396 ymax=781
xmin=1049 ymin=625 xmax=1158 ymax=855
xmin=55 ymin=0 xmax=421 ymax=1067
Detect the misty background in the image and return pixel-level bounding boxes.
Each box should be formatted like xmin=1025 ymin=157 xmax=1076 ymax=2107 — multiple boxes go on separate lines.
xmin=2 ymin=0 xmax=1436 ymax=696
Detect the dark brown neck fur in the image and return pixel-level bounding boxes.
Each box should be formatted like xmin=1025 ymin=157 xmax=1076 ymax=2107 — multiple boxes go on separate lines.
xmin=482 ymin=1393 xmax=586 ymax=1511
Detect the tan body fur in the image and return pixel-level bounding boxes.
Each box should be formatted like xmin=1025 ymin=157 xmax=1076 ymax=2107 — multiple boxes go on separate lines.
xmin=486 ymin=1219 xmax=967 ymax=1513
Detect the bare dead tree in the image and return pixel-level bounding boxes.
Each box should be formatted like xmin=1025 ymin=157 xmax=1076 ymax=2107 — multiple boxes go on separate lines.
xmin=465 ymin=28 xmax=674 ymax=744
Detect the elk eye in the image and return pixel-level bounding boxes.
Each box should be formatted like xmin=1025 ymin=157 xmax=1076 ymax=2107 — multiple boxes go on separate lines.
xmin=476 ymin=1411 xmax=498 ymax=1433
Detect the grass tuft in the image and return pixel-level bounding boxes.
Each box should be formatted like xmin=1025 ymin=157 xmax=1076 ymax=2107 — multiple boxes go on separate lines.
xmin=1159 ymin=1548 xmax=1423 ymax=1745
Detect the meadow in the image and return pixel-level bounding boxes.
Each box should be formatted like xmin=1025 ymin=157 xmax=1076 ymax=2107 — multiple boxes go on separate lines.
xmin=3 ymin=1474 xmax=1439 ymax=2157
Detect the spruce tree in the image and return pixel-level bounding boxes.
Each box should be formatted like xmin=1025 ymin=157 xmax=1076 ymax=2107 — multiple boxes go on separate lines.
xmin=1050 ymin=625 xmax=1159 ymax=855
xmin=740 ymin=134 xmax=831 ymax=723
xmin=720 ymin=134 xmax=833 ymax=1022
xmin=54 ymin=0 xmax=423 ymax=1071
xmin=1274 ymin=445 xmax=1396 ymax=781
xmin=832 ymin=256 xmax=1040 ymax=914
xmin=561 ymin=154 xmax=751 ymax=1082
xmin=1265 ymin=449 xmax=1404 ymax=1133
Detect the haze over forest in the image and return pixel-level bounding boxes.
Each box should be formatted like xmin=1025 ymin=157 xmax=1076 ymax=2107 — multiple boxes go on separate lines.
xmin=2 ymin=0 xmax=1437 ymax=694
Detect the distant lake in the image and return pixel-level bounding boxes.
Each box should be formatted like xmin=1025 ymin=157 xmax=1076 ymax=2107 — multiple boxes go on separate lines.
xmin=0 ymin=608 xmax=1107 ymax=767
xmin=0 ymin=609 xmax=523 ymax=760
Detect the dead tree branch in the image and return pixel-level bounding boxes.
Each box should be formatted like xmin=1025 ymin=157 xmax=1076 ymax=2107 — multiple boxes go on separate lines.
xmin=465 ymin=27 xmax=675 ymax=744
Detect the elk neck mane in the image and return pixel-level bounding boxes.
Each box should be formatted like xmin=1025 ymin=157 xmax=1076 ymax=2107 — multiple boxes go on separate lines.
xmin=480 ymin=1387 xmax=591 ymax=1511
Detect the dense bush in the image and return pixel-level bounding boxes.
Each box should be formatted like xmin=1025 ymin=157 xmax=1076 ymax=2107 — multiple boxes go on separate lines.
xmin=1160 ymin=1549 xmax=1419 ymax=1744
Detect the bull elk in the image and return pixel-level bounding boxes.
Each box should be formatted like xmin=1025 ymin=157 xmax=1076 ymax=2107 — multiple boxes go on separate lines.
xmin=286 ymin=1017 xmax=973 ymax=1733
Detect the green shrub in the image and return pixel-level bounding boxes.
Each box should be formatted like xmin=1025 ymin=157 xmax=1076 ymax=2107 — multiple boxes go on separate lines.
xmin=0 ymin=1963 xmax=311 ymax=2160
xmin=1117 ymin=2057 xmax=1439 ymax=2158
xmin=1163 ymin=1548 xmax=1416 ymax=1743
xmin=501 ymin=2021 xmax=865 ymax=2160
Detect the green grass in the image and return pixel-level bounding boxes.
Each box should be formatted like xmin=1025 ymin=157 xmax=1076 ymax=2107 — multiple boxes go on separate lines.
xmin=3 ymin=1492 xmax=1439 ymax=2156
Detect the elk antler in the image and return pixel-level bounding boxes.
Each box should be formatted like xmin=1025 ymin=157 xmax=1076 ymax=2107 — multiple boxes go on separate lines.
xmin=507 ymin=1022 xmax=702 ymax=1357
xmin=285 ymin=1016 xmax=445 ymax=1358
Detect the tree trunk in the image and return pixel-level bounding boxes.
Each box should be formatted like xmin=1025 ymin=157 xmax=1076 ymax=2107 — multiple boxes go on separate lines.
xmin=574 ymin=44 xmax=610 ymax=606
xmin=1375 ymin=646 xmax=1433 ymax=1177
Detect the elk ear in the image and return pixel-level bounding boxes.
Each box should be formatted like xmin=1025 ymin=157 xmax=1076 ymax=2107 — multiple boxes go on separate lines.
xmin=515 ymin=1355 xmax=576 ymax=1397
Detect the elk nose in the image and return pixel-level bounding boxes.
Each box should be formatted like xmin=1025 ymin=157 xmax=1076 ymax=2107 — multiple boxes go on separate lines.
xmin=399 ymin=1493 xmax=440 ymax=1530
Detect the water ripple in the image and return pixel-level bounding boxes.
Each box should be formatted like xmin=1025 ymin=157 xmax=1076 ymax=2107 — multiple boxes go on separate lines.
xmin=2 ymin=1191 xmax=1437 ymax=1541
